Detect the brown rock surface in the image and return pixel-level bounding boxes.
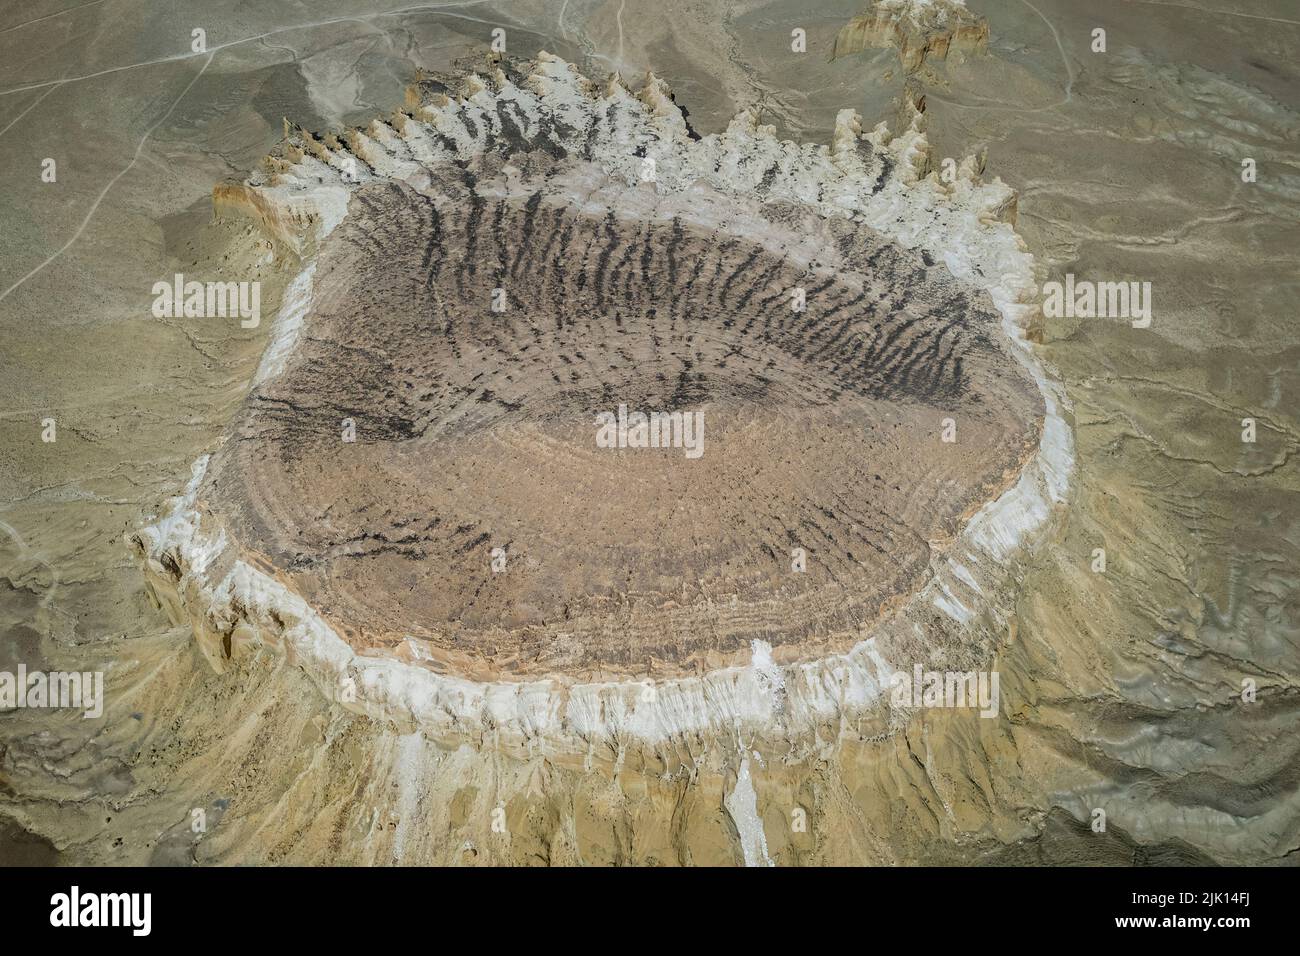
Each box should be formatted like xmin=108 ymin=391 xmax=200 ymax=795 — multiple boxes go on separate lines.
xmin=202 ymin=149 xmax=1042 ymax=679
xmin=833 ymin=0 xmax=989 ymax=73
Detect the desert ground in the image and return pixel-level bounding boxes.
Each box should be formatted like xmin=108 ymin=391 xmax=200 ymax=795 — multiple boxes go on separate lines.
xmin=1 ymin=0 xmax=1296 ymax=865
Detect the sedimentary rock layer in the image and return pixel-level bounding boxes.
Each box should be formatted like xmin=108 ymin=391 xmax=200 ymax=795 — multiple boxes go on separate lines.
xmin=832 ymin=0 xmax=989 ymax=73
xmin=131 ymin=53 xmax=1072 ymax=756
xmin=210 ymin=178 xmax=1040 ymax=678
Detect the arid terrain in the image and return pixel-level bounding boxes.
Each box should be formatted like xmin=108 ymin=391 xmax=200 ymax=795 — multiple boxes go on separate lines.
xmin=1 ymin=0 xmax=1296 ymax=866
xmin=197 ymin=122 xmax=1040 ymax=680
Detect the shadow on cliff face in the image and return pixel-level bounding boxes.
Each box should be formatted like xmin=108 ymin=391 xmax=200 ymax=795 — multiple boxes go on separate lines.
xmin=981 ymin=809 xmax=1218 ymax=867
xmin=0 ymin=817 xmax=62 ymax=867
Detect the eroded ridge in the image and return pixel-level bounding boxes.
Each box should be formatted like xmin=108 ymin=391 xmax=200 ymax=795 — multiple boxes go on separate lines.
xmin=832 ymin=0 xmax=989 ymax=73
xmin=133 ymin=53 xmax=1071 ymax=752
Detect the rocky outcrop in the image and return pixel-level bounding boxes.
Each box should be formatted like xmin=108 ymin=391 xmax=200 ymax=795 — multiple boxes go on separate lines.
xmin=833 ymin=0 xmax=989 ymax=73
xmin=129 ymin=53 xmax=1072 ymax=762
